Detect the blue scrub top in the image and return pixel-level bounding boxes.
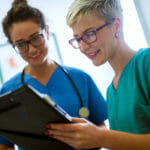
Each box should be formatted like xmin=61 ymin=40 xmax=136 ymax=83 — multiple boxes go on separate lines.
xmin=0 ymin=65 xmax=107 ymax=149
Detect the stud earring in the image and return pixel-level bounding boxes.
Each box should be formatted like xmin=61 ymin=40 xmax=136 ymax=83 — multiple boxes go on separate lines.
xmin=115 ymin=33 xmax=119 ymax=38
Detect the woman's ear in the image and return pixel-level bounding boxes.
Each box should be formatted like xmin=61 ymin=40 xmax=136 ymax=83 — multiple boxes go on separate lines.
xmin=45 ymin=25 xmax=49 ymax=40
xmin=114 ymin=17 xmax=121 ymax=38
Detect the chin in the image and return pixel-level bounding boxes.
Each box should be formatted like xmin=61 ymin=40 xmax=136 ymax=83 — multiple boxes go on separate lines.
xmin=92 ymin=61 xmax=101 ymax=66
xmin=93 ymin=58 xmax=106 ymax=66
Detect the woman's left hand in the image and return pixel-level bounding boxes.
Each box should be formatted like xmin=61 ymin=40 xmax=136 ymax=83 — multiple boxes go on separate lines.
xmin=45 ymin=117 xmax=103 ymax=149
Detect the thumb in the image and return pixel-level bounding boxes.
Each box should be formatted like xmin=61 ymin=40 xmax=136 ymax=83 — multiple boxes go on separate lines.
xmin=72 ymin=117 xmax=87 ymax=123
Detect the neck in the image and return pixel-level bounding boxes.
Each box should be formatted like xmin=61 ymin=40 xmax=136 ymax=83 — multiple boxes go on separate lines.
xmin=108 ymin=41 xmax=136 ymax=76
xmin=25 ymin=59 xmax=56 ymax=77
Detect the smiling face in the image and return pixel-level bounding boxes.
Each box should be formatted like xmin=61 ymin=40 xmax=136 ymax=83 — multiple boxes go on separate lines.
xmin=71 ymin=14 xmax=120 ymax=66
xmin=9 ymin=20 xmax=49 ymax=67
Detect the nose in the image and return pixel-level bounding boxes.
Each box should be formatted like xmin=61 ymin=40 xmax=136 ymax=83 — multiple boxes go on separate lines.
xmin=28 ymin=43 xmax=37 ymax=54
xmin=79 ymin=40 xmax=90 ymax=53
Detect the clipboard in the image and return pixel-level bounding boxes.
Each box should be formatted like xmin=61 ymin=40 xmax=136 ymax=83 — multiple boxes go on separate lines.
xmin=0 ymin=84 xmax=74 ymax=150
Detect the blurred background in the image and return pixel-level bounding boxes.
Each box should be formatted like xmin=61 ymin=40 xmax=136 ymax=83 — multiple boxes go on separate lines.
xmin=0 ymin=0 xmax=149 ymax=99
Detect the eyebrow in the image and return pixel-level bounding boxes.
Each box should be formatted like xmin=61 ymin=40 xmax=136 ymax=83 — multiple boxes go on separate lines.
xmin=15 ymin=31 xmax=40 ymax=43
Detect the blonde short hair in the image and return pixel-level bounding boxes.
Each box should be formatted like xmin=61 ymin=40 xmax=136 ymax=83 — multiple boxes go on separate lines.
xmin=66 ymin=0 xmax=123 ymax=27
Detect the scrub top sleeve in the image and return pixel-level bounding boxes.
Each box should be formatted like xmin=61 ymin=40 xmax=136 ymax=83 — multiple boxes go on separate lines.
xmin=0 ymin=86 xmax=4 ymax=94
xmin=0 ymin=83 xmax=9 ymax=94
xmin=145 ymin=49 xmax=150 ymax=86
xmin=87 ymin=75 xmax=108 ymax=124
xmin=144 ymin=49 xmax=150 ymax=99
xmin=0 ymin=135 xmax=14 ymax=146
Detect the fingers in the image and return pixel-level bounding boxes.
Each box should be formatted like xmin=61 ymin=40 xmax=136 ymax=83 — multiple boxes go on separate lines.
xmin=46 ymin=127 xmax=75 ymax=138
xmin=47 ymin=117 xmax=88 ymax=132
xmin=72 ymin=117 xmax=87 ymax=123
xmin=45 ymin=117 xmax=95 ymax=149
xmin=45 ymin=118 xmax=100 ymax=150
xmin=45 ymin=128 xmax=84 ymax=150
xmin=45 ymin=118 xmax=88 ymax=142
xmin=53 ymin=135 xmax=84 ymax=149
xmin=48 ymin=123 xmax=76 ymax=132
xmin=45 ymin=126 xmax=83 ymax=149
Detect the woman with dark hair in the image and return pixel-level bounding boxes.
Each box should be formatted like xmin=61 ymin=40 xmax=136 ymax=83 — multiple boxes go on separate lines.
xmin=0 ymin=0 xmax=107 ymax=149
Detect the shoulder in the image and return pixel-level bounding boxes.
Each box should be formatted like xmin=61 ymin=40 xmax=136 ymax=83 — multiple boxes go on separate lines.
xmin=63 ymin=65 xmax=87 ymax=74
xmin=135 ymin=48 xmax=150 ymax=61
xmin=0 ymin=73 xmax=21 ymax=94
xmin=62 ymin=65 xmax=90 ymax=78
xmin=134 ymin=48 xmax=150 ymax=70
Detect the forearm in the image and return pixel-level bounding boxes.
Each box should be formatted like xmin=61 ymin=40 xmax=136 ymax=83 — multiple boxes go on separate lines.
xmin=99 ymin=129 xmax=150 ymax=150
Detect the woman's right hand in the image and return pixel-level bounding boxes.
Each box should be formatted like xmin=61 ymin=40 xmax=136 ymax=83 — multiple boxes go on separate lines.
xmin=46 ymin=117 xmax=104 ymax=149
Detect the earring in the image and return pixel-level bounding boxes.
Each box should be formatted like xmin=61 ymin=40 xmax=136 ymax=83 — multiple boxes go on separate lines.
xmin=115 ymin=33 xmax=119 ymax=38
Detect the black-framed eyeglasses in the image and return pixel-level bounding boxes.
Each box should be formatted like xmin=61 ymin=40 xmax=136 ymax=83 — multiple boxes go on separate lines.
xmin=13 ymin=30 xmax=45 ymax=54
xmin=69 ymin=18 xmax=115 ymax=49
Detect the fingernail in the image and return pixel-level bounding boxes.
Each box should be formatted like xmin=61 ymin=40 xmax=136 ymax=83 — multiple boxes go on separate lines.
xmin=46 ymin=124 xmax=51 ymax=128
xmin=50 ymin=134 xmax=54 ymax=138
xmin=45 ymin=130 xmax=49 ymax=135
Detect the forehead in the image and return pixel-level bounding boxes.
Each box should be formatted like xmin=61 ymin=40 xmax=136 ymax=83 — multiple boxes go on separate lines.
xmin=71 ymin=14 xmax=105 ymax=36
xmin=9 ymin=20 xmax=41 ymax=42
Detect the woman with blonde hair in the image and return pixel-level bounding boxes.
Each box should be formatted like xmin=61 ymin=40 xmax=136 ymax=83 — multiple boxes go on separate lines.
xmin=46 ymin=0 xmax=150 ymax=149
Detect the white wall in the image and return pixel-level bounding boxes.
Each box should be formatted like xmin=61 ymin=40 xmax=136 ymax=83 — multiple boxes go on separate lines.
xmin=134 ymin=0 xmax=150 ymax=46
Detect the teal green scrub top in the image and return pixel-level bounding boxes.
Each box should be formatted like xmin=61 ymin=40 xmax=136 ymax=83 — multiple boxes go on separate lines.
xmin=107 ymin=48 xmax=150 ymax=134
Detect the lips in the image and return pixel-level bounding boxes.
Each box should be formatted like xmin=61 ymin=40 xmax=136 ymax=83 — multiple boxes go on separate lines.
xmin=29 ymin=51 xmax=41 ymax=60
xmin=88 ymin=50 xmax=100 ymax=59
xmin=30 ymin=55 xmax=40 ymax=59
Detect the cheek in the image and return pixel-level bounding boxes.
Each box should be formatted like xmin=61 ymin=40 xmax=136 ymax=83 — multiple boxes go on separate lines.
xmin=43 ymin=44 xmax=48 ymax=53
xmin=38 ymin=41 xmax=48 ymax=54
xmin=42 ymin=40 xmax=49 ymax=52
xmin=101 ymin=33 xmax=114 ymax=49
xmin=40 ymin=46 xmax=49 ymax=59
xmin=20 ymin=54 xmax=29 ymax=63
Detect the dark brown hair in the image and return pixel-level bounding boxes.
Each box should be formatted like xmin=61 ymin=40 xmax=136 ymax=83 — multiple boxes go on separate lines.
xmin=2 ymin=0 xmax=46 ymax=44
